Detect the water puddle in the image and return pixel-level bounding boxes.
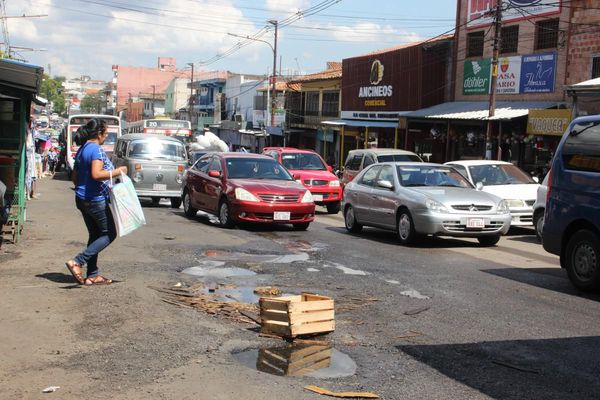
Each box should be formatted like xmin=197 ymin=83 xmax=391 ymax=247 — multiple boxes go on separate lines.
xmin=400 ymin=289 xmax=430 ymax=299
xmin=233 ymin=344 xmax=356 ymax=378
xmin=182 ymin=266 xmax=257 ymax=278
xmin=322 ymin=262 xmax=369 ymax=276
xmin=385 ymin=280 xmax=400 ymax=285
xmin=199 ymin=249 xmax=309 ymax=264
xmin=307 ymin=268 xmax=320 ymax=272
xmin=201 ymin=286 xmax=261 ymax=304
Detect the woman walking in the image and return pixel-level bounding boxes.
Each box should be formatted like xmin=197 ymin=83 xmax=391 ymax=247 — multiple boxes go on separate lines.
xmin=65 ymin=118 xmax=127 ymax=285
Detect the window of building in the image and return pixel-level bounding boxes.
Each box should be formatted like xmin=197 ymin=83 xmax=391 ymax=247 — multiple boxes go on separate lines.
xmin=467 ymin=31 xmax=485 ymax=58
xmin=535 ymin=18 xmax=559 ymax=50
xmin=321 ymin=91 xmax=339 ymax=117
xmin=500 ymin=25 xmax=519 ymax=54
xmin=592 ymin=56 xmax=600 ymax=79
xmin=305 ymin=92 xmax=320 ymax=116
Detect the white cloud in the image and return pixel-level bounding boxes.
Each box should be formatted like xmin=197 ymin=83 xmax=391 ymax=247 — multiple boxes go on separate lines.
xmin=317 ymin=22 xmax=423 ymax=44
xmin=265 ymin=0 xmax=310 ymax=15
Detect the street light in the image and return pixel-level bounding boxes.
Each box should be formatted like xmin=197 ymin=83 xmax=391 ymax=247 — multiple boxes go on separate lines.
xmin=227 ymin=20 xmax=278 ymax=128
xmin=186 ymin=62 xmax=194 ymax=124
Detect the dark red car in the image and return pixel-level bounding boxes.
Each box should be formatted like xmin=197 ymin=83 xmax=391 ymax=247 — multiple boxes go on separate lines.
xmin=181 ymin=153 xmax=315 ymax=230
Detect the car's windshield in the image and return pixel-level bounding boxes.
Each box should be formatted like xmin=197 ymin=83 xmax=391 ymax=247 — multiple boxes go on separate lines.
xmin=127 ymin=140 xmax=186 ymax=160
xmin=397 ymin=165 xmax=473 ymax=188
xmin=280 ymin=153 xmax=326 ymax=171
xmin=378 ymin=154 xmax=422 ymax=162
xmin=226 ymin=158 xmax=293 ymax=180
xmin=104 ymin=132 xmax=117 ymax=146
xmin=468 ymin=164 xmax=534 ymax=185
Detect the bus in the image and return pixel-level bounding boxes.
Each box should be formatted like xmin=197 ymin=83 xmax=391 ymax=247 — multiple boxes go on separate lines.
xmin=127 ymin=118 xmax=192 ymax=140
xmin=62 ymin=114 xmax=122 ymax=172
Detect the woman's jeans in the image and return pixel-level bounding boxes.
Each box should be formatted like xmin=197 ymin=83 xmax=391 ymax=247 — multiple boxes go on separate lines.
xmin=74 ymin=197 xmax=116 ymax=277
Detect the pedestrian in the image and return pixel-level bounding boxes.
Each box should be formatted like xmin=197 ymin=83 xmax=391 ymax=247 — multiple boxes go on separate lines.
xmin=25 ymin=125 xmax=38 ymax=200
xmin=65 ymin=118 xmax=128 ymax=286
xmin=47 ymin=148 xmax=58 ymax=176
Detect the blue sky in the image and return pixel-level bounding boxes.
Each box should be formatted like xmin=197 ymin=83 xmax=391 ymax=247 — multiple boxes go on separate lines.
xmin=6 ymin=0 xmax=457 ymax=80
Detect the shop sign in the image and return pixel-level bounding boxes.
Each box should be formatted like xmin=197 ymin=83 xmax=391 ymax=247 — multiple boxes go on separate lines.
xmin=520 ymin=52 xmax=556 ymax=93
xmin=463 ymin=59 xmax=491 ymax=95
xmin=527 ymin=109 xmax=572 ymax=136
xmin=358 ymin=59 xmax=393 ymax=107
xmin=467 ymin=0 xmax=561 ymax=29
xmin=496 ymin=56 xmax=521 ymax=94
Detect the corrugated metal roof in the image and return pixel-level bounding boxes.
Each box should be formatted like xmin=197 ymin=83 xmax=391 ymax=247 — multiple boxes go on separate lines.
xmin=322 ymin=119 xmax=399 ymax=128
xmin=402 ymin=101 xmax=560 ymax=121
xmin=570 ymin=77 xmax=600 ymax=87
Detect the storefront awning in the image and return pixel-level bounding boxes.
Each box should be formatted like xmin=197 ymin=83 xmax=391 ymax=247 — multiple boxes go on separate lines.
xmin=566 ymin=77 xmax=600 ymax=97
xmin=322 ymin=119 xmax=399 ymax=128
xmin=402 ymin=101 xmax=561 ymax=121
xmin=0 ymin=59 xmax=44 ymax=94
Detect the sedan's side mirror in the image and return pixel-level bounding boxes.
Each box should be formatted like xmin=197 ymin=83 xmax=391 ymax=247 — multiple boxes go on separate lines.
xmin=476 ymin=182 xmax=484 ymax=191
xmin=208 ymin=170 xmax=221 ymax=178
xmin=533 ymin=176 xmax=539 ymax=183
xmin=327 ymin=165 xmax=333 ymax=173
xmin=377 ymin=180 xmax=394 ymax=190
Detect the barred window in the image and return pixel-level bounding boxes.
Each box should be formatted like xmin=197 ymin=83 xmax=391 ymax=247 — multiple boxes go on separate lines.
xmin=467 ymin=31 xmax=485 ymax=58
xmin=305 ymin=92 xmax=320 ymax=116
xmin=500 ymin=25 xmax=519 ymax=54
xmin=321 ymin=91 xmax=339 ymax=117
xmin=592 ymin=56 xmax=600 ymax=79
xmin=535 ymin=18 xmax=559 ymax=50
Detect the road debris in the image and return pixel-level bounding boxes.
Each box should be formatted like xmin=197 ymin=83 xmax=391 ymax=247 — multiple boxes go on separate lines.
xmin=396 ymin=330 xmax=424 ymax=339
xmin=304 ymin=385 xmax=379 ymax=398
xmin=399 ymin=289 xmax=430 ymax=299
xmin=403 ymin=306 xmax=430 ymax=316
xmin=41 ymin=386 xmax=60 ymax=393
xmin=336 ymin=296 xmax=379 ymax=313
xmin=254 ymin=286 xmax=281 ymax=296
xmin=492 ymin=360 xmax=539 ymax=374
xmin=163 ymin=236 xmax=176 ymax=240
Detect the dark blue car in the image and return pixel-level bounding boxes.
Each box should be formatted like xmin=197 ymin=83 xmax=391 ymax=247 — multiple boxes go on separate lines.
xmin=543 ymin=115 xmax=600 ymax=291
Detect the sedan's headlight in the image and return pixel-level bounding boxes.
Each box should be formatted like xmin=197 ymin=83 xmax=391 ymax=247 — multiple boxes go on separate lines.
xmin=175 ymin=173 xmax=183 ymax=184
xmin=329 ymin=180 xmax=340 ymax=187
xmin=497 ymin=200 xmax=510 ymax=214
xmin=425 ymin=198 xmax=448 ymax=213
xmin=506 ymin=199 xmax=526 ymax=208
xmin=235 ymin=188 xmax=260 ymax=202
xmin=133 ymin=171 xmax=143 ymax=183
xmin=301 ymin=190 xmax=314 ymax=203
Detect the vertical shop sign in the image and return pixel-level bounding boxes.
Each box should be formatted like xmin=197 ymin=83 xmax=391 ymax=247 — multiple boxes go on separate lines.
xmin=463 ymin=59 xmax=491 ymax=95
xmin=520 ymin=52 xmax=557 ymax=93
xmin=496 ymin=56 xmax=521 ymax=94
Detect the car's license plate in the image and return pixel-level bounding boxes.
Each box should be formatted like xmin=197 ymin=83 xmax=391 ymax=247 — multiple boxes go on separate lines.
xmin=153 ymin=184 xmax=167 ymax=191
xmin=312 ymin=194 xmax=323 ymax=201
xmin=467 ymin=218 xmax=485 ymax=228
xmin=274 ymin=211 xmax=291 ymax=221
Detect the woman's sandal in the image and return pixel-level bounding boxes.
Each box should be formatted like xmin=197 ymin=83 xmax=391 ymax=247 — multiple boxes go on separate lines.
xmin=65 ymin=260 xmax=85 ymax=284
xmin=84 ymin=275 xmax=113 ymax=286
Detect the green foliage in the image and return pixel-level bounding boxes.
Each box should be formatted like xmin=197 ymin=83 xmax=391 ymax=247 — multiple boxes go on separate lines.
xmin=81 ymin=93 xmax=104 ymax=113
xmin=40 ymin=74 xmax=66 ymax=114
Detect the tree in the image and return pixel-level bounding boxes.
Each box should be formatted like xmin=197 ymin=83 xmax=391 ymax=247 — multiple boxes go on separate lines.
xmin=40 ymin=74 xmax=66 ymax=115
xmin=81 ymin=93 xmax=104 ymax=113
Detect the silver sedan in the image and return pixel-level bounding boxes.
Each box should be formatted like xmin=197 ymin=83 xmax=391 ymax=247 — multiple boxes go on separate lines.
xmin=342 ymin=162 xmax=512 ymax=246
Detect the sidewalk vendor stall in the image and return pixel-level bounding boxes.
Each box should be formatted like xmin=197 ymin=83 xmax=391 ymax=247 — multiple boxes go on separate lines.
xmin=0 ymin=59 xmax=44 ymax=243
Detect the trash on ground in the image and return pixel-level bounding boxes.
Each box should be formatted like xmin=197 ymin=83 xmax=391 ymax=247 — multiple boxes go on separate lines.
xmin=254 ymin=286 xmax=281 ymax=296
xmin=260 ymin=293 xmax=335 ymax=340
xmin=41 ymin=386 xmax=60 ymax=393
xmin=399 ymin=289 xmax=430 ymax=299
xmin=173 ymin=282 xmax=183 ymax=288
xmin=304 ymin=385 xmax=379 ymax=398
xmin=403 ymin=306 xmax=430 ymax=316
xmin=163 ymin=236 xmax=176 ymax=240
xmin=396 ymin=331 xmax=424 ymax=339
xmin=336 ymin=296 xmax=379 ymax=313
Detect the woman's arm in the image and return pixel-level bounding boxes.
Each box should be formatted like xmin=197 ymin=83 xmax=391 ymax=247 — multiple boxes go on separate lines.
xmin=90 ymin=160 xmax=127 ymax=181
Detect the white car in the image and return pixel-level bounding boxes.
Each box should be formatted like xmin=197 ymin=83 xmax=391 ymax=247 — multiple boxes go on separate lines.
xmin=444 ymin=160 xmax=540 ymax=227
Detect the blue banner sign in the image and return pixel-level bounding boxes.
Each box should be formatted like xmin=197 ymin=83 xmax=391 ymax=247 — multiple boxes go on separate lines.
xmin=519 ymin=52 xmax=556 ymax=93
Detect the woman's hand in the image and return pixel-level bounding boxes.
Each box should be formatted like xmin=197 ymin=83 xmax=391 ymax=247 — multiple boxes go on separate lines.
xmin=118 ymin=166 xmax=128 ymax=175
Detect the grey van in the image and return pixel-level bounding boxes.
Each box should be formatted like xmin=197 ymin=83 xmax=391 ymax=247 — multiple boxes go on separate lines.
xmin=112 ymin=134 xmax=187 ymax=208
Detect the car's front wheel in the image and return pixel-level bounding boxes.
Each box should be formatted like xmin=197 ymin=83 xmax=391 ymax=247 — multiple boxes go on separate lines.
xmin=183 ymin=191 xmax=197 ymax=218
xmin=533 ymin=209 xmax=545 ymax=243
xmin=326 ymin=202 xmax=340 ymax=214
xmin=170 ymin=197 xmax=182 ymax=208
xmin=344 ymin=205 xmax=362 ymax=233
xmin=293 ymin=222 xmax=310 ymax=231
xmin=397 ymin=209 xmax=419 ymax=245
xmin=218 ymin=199 xmax=235 ymax=228
xmin=565 ymin=229 xmax=600 ymax=292
xmin=478 ymin=235 xmax=500 ymax=246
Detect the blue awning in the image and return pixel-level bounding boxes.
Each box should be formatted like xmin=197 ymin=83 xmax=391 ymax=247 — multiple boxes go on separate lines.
xmin=322 ymin=119 xmax=399 ymax=128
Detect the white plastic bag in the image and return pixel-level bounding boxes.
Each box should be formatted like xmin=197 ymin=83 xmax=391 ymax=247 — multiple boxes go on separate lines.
xmin=108 ymin=171 xmax=146 ymax=237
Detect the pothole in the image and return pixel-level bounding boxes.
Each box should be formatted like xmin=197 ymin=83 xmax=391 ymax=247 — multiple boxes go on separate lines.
xmin=181 ymin=266 xmax=257 ymax=278
xmin=233 ymin=344 xmax=357 ymax=378
xmin=199 ymin=249 xmax=309 ymax=264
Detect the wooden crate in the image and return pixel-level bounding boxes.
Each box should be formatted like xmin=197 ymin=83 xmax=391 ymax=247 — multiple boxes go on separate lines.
xmin=257 ymin=344 xmax=332 ymax=376
xmin=259 ymin=293 xmax=335 ymax=339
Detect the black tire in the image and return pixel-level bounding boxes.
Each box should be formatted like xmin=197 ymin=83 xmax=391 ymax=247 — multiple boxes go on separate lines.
xmin=533 ymin=209 xmax=545 ymax=243
xmin=218 ymin=199 xmax=235 ymax=228
xmin=170 ymin=197 xmax=182 ymax=209
xmin=397 ymin=209 xmax=419 ymax=245
xmin=344 ymin=205 xmax=362 ymax=233
xmin=183 ymin=191 xmax=197 ymax=218
xmin=564 ymin=229 xmax=600 ymax=292
xmin=293 ymin=222 xmax=310 ymax=231
xmin=151 ymin=197 xmax=161 ymax=206
xmin=326 ymin=202 xmax=340 ymax=214
xmin=478 ymin=235 xmax=501 ymax=247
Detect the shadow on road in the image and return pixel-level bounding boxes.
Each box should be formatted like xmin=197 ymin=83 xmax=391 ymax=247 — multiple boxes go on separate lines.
xmin=398 ymin=336 xmax=600 ymax=399
xmin=170 ymin=210 xmax=301 ymax=233
xmin=482 ymin=267 xmax=600 ymax=301
xmin=36 ymin=272 xmax=77 ymax=284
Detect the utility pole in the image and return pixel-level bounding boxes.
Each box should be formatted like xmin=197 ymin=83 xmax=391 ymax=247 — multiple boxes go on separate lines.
xmin=151 ymin=85 xmax=156 ymax=118
xmin=269 ymin=20 xmax=278 ymax=128
xmin=187 ymin=63 xmax=194 ymax=124
xmin=485 ymin=1 xmax=502 ymax=160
